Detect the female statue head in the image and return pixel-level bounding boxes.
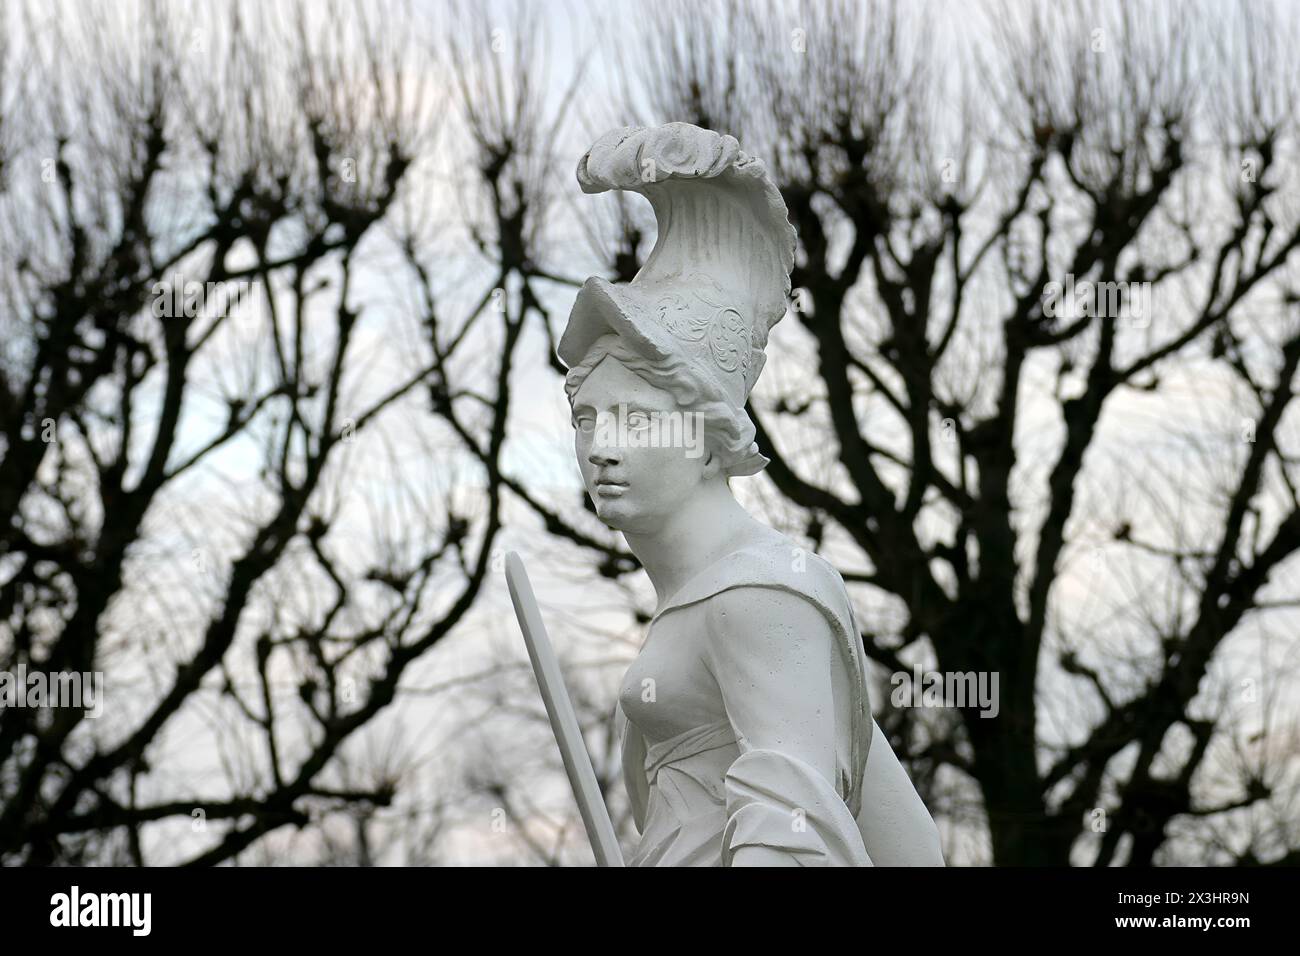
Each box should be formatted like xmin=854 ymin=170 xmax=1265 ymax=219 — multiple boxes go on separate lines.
xmin=564 ymin=333 xmax=765 ymax=532
xmin=557 ymin=123 xmax=797 ymax=530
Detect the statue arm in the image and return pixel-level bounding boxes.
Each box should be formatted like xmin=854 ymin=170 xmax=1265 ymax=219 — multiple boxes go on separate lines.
xmin=704 ymin=587 xmax=872 ymax=866
xmin=704 ymin=587 xmax=838 ymax=778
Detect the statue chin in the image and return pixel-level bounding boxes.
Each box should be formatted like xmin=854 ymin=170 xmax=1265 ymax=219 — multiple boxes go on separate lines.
xmin=590 ymin=495 xmax=644 ymax=532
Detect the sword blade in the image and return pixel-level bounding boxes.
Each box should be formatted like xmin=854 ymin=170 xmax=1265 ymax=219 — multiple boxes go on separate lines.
xmin=504 ymin=552 xmax=625 ymax=867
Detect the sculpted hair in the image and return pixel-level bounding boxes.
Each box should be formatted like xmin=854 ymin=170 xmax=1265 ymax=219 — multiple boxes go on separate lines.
xmin=564 ymin=333 xmax=768 ymax=477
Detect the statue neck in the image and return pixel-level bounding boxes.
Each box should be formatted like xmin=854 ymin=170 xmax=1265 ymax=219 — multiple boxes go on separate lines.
xmin=621 ymin=479 xmax=764 ymax=613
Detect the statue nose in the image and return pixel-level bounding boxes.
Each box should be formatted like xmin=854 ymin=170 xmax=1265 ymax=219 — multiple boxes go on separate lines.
xmin=588 ymin=444 xmax=623 ymax=467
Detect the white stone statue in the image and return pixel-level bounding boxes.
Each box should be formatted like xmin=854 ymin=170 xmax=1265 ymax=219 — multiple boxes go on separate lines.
xmin=557 ymin=123 xmax=944 ymax=866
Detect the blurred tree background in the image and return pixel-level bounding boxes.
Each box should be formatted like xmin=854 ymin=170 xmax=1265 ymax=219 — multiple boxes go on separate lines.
xmin=0 ymin=0 xmax=1297 ymax=865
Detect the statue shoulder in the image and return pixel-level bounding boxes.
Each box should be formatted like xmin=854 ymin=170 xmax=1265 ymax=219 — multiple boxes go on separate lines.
xmin=724 ymin=532 xmax=851 ymax=587
xmin=732 ymin=535 xmax=856 ymax=615
xmin=704 ymin=584 xmax=837 ymax=646
xmin=660 ymin=533 xmax=856 ymax=635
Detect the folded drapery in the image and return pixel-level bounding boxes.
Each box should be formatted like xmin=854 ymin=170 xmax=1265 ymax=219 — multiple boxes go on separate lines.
xmin=621 ymin=719 xmax=872 ymax=867
xmin=722 ymin=749 xmax=873 ymax=866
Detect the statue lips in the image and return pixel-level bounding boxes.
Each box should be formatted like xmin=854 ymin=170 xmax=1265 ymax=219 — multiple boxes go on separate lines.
xmin=594 ymin=475 xmax=629 ymax=498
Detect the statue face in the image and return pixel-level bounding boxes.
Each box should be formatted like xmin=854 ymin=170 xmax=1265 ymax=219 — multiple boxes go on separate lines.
xmin=571 ymin=356 xmax=711 ymax=533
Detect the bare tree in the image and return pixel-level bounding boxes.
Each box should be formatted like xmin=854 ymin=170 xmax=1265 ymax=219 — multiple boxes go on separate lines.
xmin=0 ymin=0 xmax=527 ymax=865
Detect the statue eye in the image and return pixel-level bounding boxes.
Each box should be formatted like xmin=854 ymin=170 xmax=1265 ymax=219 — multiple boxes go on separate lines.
xmin=625 ymin=410 xmax=652 ymax=431
xmin=574 ymin=415 xmax=596 ymax=434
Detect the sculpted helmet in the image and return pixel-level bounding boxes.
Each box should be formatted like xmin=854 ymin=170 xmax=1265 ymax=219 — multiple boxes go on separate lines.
xmin=558 ymin=123 xmax=797 ymax=476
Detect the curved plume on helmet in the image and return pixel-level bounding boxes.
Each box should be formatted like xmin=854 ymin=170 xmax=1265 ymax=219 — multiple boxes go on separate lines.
xmin=559 ymin=123 xmax=798 ymax=474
